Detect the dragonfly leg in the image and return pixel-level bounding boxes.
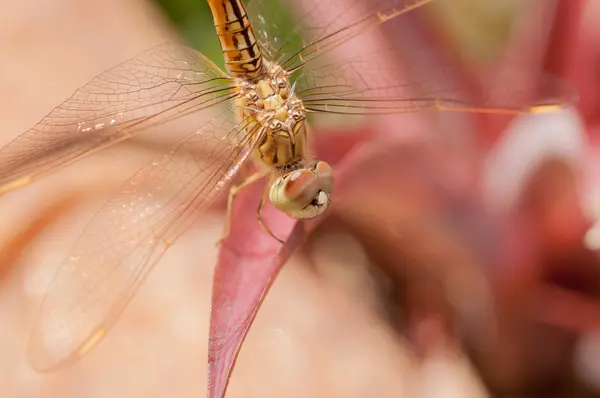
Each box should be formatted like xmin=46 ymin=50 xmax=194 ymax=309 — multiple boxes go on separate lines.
xmin=257 ymin=180 xmax=284 ymax=244
xmin=217 ymin=170 xmax=269 ymax=246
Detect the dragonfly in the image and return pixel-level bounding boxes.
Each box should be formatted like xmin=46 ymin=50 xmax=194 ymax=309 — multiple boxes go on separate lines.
xmin=0 ymin=0 xmax=573 ymax=372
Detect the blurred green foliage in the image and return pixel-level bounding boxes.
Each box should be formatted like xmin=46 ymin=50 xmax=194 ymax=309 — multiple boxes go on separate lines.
xmin=153 ymin=0 xmax=224 ymax=69
xmin=432 ymin=0 xmax=521 ymax=61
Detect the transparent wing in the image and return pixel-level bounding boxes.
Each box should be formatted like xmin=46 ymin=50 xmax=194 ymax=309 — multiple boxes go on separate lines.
xmin=27 ymin=108 xmax=263 ymax=372
xmin=294 ymin=50 xmax=577 ymax=115
xmin=247 ymin=0 xmax=432 ymax=71
xmin=0 ymin=43 xmax=238 ymax=195
xmin=247 ymin=0 xmax=305 ymax=60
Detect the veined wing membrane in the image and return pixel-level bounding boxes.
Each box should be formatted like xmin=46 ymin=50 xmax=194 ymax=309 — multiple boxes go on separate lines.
xmin=294 ymin=50 xmax=577 ymax=115
xmin=27 ymin=109 xmax=262 ymax=372
xmin=246 ymin=0 xmax=306 ymax=60
xmin=247 ymin=0 xmax=432 ymax=71
xmin=0 ymin=43 xmax=237 ymax=195
xmin=255 ymin=0 xmax=433 ymax=72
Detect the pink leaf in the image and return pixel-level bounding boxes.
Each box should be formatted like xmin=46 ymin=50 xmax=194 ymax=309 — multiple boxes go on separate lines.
xmin=207 ymin=178 xmax=305 ymax=398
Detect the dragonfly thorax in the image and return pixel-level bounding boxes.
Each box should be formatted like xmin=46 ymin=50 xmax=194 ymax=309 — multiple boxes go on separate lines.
xmin=235 ymin=64 xmax=308 ymax=169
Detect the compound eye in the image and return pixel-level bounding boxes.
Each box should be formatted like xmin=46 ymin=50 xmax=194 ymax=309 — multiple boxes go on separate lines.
xmin=269 ymin=161 xmax=334 ymax=219
xmin=269 ymin=120 xmax=282 ymax=130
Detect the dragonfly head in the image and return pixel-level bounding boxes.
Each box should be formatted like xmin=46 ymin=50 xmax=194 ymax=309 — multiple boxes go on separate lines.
xmin=269 ymin=160 xmax=333 ymax=219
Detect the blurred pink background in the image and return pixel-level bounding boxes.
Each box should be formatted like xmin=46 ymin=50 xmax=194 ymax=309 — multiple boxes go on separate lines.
xmin=1 ymin=0 xmax=600 ymax=397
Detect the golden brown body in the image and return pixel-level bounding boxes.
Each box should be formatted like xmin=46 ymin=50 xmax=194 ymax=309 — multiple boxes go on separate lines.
xmin=234 ymin=64 xmax=309 ymax=170
xmin=208 ymin=1 xmax=310 ymax=171
xmin=209 ymin=0 xmax=332 ymax=232
xmin=207 ymin=0 xmax=265 ymax=80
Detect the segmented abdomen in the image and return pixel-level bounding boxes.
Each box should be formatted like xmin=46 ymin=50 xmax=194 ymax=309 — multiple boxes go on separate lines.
xmin=207 ymin=0 xmax=265 ymax=81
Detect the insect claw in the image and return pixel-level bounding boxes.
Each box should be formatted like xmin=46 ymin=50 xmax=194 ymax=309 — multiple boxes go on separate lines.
xmin=258 ymin=216 xmax=284 ymax=244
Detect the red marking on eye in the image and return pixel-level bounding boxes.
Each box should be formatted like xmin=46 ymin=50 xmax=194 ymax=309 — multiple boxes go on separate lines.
xmin=284 ymin=171 xmax=315 ymax=199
